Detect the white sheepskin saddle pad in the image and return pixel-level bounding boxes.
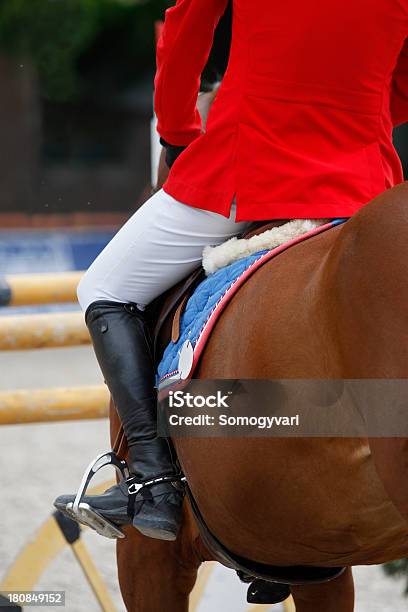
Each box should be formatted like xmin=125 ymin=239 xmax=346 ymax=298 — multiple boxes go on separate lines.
xmin=202 ymin=219 xmax=327 ymax=275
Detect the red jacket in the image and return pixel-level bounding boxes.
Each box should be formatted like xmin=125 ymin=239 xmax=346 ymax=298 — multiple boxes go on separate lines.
xmin=154 ymin=0 xmax=408 ymax=221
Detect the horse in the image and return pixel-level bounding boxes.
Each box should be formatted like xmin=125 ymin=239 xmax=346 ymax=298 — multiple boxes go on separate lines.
xmin=96 ymin=83 xmax=408 ymax=609
xmin=106 ymin=178 xmax=408 ymax=612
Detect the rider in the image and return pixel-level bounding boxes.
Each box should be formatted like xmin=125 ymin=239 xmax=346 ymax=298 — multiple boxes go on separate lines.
xmin=54 ymin=0 xmax=408 ymax=540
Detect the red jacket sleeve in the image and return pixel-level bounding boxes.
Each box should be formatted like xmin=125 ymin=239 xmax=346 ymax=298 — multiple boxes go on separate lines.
xmin=391 ymin=37 xmax=408 ymax=127
xmin=154 ymin=0 xmax=229 ymax=147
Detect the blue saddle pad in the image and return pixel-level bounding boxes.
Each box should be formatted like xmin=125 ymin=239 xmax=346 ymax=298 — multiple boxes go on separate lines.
xmin=156 ymin=249 xmax=268 ymax=385
xmin=156 ymin=218 xmax=348 ymax=388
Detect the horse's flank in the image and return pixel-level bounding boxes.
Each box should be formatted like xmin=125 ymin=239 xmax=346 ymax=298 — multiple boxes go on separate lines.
xmin=174 ymin=182 xmax=408 ymax=568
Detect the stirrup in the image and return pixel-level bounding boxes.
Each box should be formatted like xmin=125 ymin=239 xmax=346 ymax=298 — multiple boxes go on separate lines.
xmin=64 ymin=450 xmax=129 ymax=539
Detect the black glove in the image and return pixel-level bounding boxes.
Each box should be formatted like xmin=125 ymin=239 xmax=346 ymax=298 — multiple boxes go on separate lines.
xmin=160 ymin=137 xmax=187 ymax=168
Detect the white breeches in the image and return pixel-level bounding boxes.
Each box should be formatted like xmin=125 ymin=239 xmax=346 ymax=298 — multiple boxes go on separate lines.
xmin=77 ymin=189 xmax=251 ymax=312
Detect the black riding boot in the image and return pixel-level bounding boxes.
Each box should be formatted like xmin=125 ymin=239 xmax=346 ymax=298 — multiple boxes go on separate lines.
xmin=54 ymin=300 xmax=184 ymax=541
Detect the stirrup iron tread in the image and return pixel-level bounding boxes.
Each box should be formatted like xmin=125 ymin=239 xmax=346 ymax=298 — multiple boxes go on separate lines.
xmin=62 ymin=502 xmax=125 ymax=539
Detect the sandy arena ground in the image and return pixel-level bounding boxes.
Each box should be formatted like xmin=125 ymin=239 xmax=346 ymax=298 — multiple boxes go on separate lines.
xmin=0 ymin=346 xmax=406 ymax=611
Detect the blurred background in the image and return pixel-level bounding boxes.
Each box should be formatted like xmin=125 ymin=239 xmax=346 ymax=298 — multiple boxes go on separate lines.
xmin=0 ymin=0 xmax=233 ymax=226
xmin=0 ymin=1 xmax=407 ymax=611
xmin=0 ymin=0 xmax=233 ymax=276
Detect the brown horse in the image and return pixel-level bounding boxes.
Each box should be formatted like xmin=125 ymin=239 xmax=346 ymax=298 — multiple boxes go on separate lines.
xmin=108 ymin=179 xmax=408 ymax=611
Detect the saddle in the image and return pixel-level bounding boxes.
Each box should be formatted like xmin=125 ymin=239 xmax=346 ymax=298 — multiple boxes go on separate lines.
xmin=112 ymin=219 xmax=285 ymax=457
xmin=111 ymin=218 xmax=345 ymax=602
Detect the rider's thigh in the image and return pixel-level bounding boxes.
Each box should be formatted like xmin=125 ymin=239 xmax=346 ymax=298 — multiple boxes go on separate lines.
xmin=77 ymin=189 xmax=250 ymax=311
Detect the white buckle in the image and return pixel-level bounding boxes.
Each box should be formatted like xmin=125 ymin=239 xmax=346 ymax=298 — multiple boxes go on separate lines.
xmin=127 ymin=482 xmax=143 ymax=495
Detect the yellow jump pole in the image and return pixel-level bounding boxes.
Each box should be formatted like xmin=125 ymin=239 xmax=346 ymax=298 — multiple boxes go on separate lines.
xmin=189 ymin=562 xmax=215 ymax=611
xmin=0 ymin=385 xmax=110 ymax=424
xmin=0 ymin=481 xmax=118 ymax=612
xmin=69 ymin=539 xmax=118 ymax=612
xmin=0 ymin=311 xmax=89 ymax=350
xmin=284 ymin=596 xmax=296 ymax=611
xmin=0 ymin=271 xmax=84 ymax=307
xmin=247 ymin=595 xmax=295 ymax=611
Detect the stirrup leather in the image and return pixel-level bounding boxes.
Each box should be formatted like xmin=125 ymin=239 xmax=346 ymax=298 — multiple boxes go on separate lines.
xmin=64 ymin=450 xmax=130 ymax=539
